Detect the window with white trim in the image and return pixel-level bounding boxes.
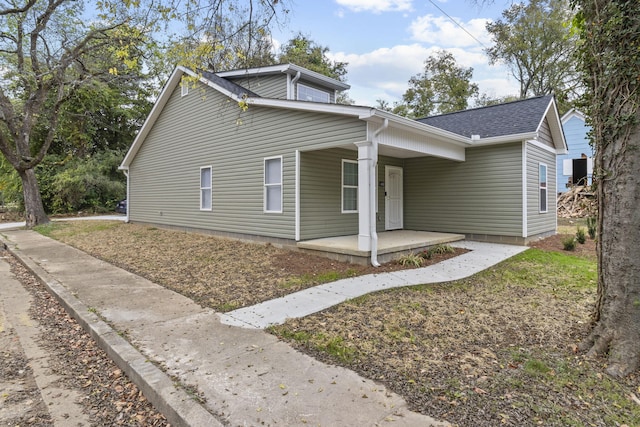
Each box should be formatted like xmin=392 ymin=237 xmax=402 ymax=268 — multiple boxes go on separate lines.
xmin=181 ymin=81 xmax=189 ymax=97
xmin=539 ymin=163 xmax=548 ymax=213
xmin=264 ymin=157 xmax=283 ymax=213
xmin=297 ymin=83 xmax=330 ymax=103
xmin=342 ymin=160 xmax=358 ymax=213
xmin=200 ymin=166 xmax=212 ymax=211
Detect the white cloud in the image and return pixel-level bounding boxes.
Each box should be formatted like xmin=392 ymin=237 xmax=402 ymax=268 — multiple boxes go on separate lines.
xmin=334 ymin=0 xmax=413 ymax=14
xmin=409 ymin=14 xmax=492 ymax=48
xmin=329 ymin=44 xmax=517 ymax=107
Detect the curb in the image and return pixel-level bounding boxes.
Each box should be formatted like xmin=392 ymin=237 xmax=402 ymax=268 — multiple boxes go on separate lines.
xmin=2 ymin=237 xmax=224 ymax=427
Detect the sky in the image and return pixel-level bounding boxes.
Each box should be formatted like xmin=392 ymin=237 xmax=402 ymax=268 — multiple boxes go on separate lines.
xmin=270 ymin=0 xmax=520 ymax=107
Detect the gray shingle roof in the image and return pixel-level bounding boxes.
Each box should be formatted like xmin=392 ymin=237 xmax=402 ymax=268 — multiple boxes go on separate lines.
xmin=417 ymin=95 xmax=553 ymax=138
xmin=200 ymin=70 xmax=260 ymax=98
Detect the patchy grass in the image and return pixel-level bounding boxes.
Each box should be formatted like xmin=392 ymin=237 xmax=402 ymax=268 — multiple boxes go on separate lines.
xmin=271 ymin=249 xmax=640 ymax=426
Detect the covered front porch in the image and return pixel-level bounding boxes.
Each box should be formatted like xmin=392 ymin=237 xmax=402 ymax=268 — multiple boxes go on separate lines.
xmin=297 ymin=230 xmax=465 ymax=265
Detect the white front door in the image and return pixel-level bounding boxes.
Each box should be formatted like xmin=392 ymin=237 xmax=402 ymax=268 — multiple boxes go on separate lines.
xmin=385 ymin=166 xmax=403 ymax=230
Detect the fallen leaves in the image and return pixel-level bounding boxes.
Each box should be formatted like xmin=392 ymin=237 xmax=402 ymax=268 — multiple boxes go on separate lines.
xmin=6 ymin=254 xmax=168 ymax=426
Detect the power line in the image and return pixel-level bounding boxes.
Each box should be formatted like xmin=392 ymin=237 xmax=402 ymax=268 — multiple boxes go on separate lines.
xmin=426 ymin=0 xmax=490 ymax=49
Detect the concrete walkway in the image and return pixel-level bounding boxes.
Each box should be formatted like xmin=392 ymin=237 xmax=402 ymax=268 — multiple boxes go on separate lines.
xmin=221 ymin=241 xmax=527 ymax=329
xmin=0 ymin=227 xmax=527 ymax=426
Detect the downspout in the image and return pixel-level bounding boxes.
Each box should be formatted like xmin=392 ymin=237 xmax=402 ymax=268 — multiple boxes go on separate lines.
xmin=123 ymin=168 xmax=130 ymax=223
xmin=370 ymin=118 xmax=388 ymax=267
xmin=290 ymin=71 xmax=301 ymax=100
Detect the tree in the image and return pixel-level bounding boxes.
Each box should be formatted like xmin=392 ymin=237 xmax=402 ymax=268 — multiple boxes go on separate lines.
xmin=0 ymin=0 xmax=157 ymax=226
xmin=399 ymin=50 xmax=479 ymax=118
xmin=572 ymin=0 xmax=640 ymax=377
xmin=0 ymin=0 xmax=289 ymax=227
xmin=277 ymin=33 xmax=348 ymax=82
xmin=486 ymin=0 xmax=580 ymax=111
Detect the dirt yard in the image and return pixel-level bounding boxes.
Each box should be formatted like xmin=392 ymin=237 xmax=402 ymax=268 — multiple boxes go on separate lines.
xmin=35 ymin=221 xmax=463 ymax=312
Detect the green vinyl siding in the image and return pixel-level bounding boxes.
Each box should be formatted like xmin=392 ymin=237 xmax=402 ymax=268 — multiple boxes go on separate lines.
xmin=227 ymin=74 xmax=288 ymax=99
xmin=129 ymin=80 xmax=365 ymax=240
xmin=526 ymin=142 xmax=557 ymax=236
xmin=299 ymin=148 xmax=358 ymax=239
xmin=538 ymin=118 xmax=555 ymax=149
xmin=404 ymin=143 xmax=523 ymax=236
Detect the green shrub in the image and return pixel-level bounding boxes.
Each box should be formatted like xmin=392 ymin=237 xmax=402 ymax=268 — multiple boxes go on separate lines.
xmin=586 ymin=216 xmax=597 ymax=239
xmin=430 ymin=244 xmax=455 ymax=255
xmin=562 ymin=236 xmax=577 ymax=251
xmin=398 ymin=252 xmax=423 ymax=267
xmin=45 ymin=150 xmax=126 ymax=213
xmin=576 ymin=227 xmax=587 ymax=244
xmin=418 ymin=244 xmax=456 ymax=260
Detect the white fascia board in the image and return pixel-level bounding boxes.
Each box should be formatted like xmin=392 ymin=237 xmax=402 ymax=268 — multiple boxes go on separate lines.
xmin=247 ymin=97 xmax=372 ymax=116
xmin=527 ymin=139 xmax=561 ymax=155
xmin=120 ymin=66 xmax=186 ymax=169
xmin=470 ymin=132 xmax=538 ymax=146
xmin=561 ymin=108 xmax=586 ymax=124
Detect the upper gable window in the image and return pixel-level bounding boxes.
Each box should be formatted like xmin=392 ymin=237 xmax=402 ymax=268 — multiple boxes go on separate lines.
xmin=297 ymin=83 xmax=330 ymax=103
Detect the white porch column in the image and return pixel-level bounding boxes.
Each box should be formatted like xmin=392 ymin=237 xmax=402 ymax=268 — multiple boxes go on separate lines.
xmin=355 ymin=141 xmax=373 ymax=251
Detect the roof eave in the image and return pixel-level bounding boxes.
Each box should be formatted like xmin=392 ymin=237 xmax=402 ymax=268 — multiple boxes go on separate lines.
xmin=471 ymin=132 xmax=539 ymax=146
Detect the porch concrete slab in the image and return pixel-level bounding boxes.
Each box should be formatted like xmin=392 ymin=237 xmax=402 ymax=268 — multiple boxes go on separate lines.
xmin=297 ymin=230 xmax=465 ymax=257
xmin=222 ymin=240 xmax=528 ymax=329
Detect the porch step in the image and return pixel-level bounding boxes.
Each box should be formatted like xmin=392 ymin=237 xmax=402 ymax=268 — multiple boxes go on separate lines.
xmin=297 ymin=230 xmax=466 ymax=265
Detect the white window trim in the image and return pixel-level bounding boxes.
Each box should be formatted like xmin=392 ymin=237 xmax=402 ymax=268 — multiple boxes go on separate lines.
xmin=200 ymin=166 xmax=212 ymax=211
xmin=539 ymin=162 xmax=548 ymax=213
xmin=342 ymin=159 xmax=358 ymax=214
xmin=297 ymin=83 xmax=330 ymax=103
xmin=181 ymin=82 xmax=189 ymax=97
xmin=264 ymin=156 xmax=283 ymax=213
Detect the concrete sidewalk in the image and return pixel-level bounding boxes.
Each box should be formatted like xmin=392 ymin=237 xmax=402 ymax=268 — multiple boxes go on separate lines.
xmin=0 ymin=214 xmax=126 ymax=231
xmin=1 ymin=230 xmax=461 ymax=426
xmin=221 ymin=241 xmax=527 ymax=329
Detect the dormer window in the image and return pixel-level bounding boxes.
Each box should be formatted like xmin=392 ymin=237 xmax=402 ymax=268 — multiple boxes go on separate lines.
xmin=297 ymin=83 xmax=330 ymax=103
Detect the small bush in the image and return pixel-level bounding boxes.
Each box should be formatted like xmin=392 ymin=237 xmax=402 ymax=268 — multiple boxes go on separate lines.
xmin=587 ymin=216 xmax=597 ymax=239
xmin=398 ymin=252 xmax=423 ymax=267
xmin=418 ymin=244 xmax=455 ymax=260
xmin=562 ymin=236 xmax=577 ymax=251
xmin=576 ymin=227 xmax=587 ymax=244
xmin=430 ymin=244 xmax=455 ymax=255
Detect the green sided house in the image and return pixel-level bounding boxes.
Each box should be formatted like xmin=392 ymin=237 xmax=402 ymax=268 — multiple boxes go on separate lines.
xmin=119 ymin=64 xmax=567 ymax=265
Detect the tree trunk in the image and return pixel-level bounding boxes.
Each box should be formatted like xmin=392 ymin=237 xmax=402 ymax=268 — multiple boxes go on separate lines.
xmin=580 ymin=114 xmax=640 ymax=378
xmin=18 ymin=167 xmax=50 ymax=228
